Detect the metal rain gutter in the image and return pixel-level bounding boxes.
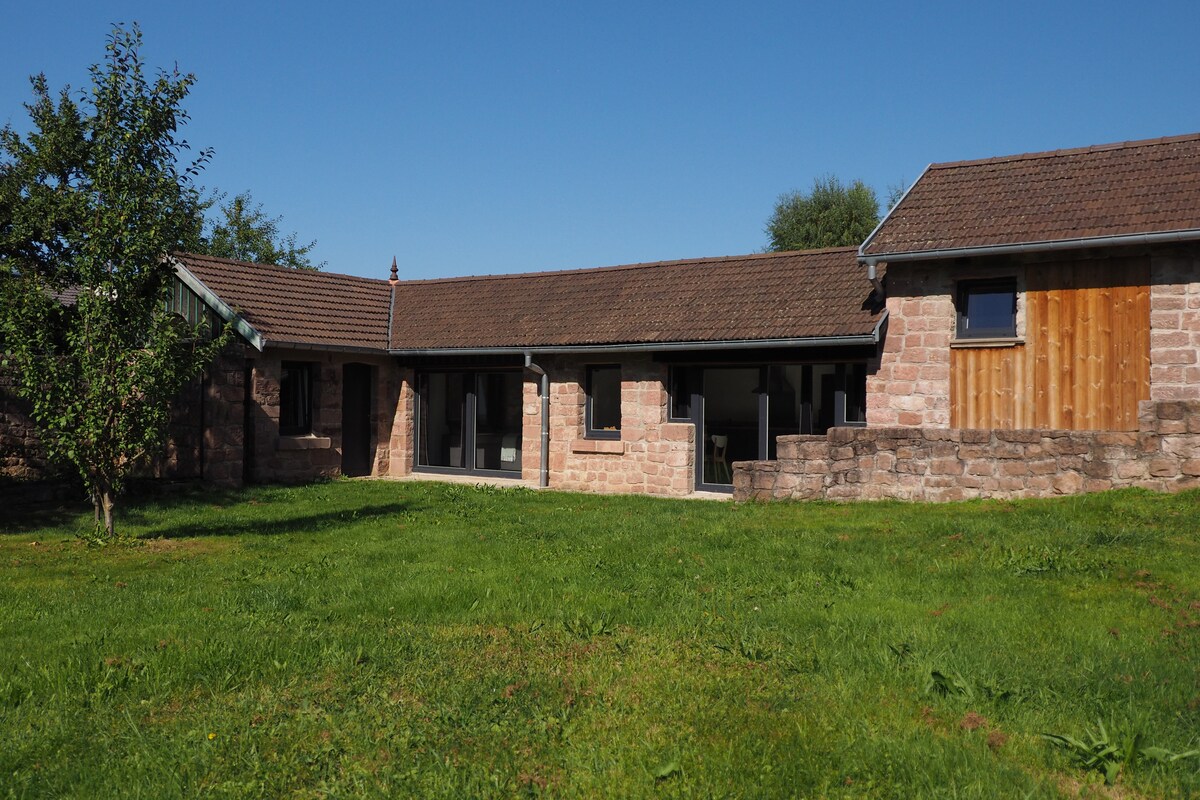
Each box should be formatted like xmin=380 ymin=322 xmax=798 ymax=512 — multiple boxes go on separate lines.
xmin=388 ymin=333 xmax=880 ymax=358
xmin=523 ymin=352 xmax=550 ymax=489
xmin=857 ymin=164 xmax=931 ymax=294
xmin=266 ymin=340 xmax=390 ymax=356
xmin=171 ymin=259 xmax=266 ymax=352
xmin=859 ymin=229 xmax=1200 ymax=267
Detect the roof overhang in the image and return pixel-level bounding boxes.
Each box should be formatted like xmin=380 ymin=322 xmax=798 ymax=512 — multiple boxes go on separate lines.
xmin=171 ymin=257 xmax=266 ymax=352
xmin=858 ymin=228 xmax=1200 ymax=266
xmin=268 ymin=340 xmax=390 ymax=356
xmin=388 ymin=326 xmax=885 ymax=357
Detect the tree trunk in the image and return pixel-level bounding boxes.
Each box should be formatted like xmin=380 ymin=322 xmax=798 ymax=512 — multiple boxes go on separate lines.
xmin=92 ymin=483 xmax=117 ymax=539
xmin=101 ymin=490 xmax=115 ymax=539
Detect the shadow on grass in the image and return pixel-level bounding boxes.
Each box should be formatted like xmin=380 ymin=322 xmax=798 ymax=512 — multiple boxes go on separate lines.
xmin=1 ymin=485 xmax=252 ymax=535
xmin=139 ymin=502 xmax=417 ymax=540
xmin=0 ymin=502 xmax=92 ymax=535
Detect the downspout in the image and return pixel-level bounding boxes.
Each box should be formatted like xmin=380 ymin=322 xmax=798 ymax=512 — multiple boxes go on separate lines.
xmin=866 ymin=262 xmax=884 ymax=297
xmin=523 ymin=352 xmax=550 ymax=488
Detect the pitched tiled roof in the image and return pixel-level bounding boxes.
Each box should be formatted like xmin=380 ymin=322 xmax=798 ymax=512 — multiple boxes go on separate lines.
xmin=174 ymin=253 xmax=392 ymax=350
xmin=390 ymin=248 xmax=881 ymax=349
xmin=862 ymin=133 xmax=1200 ymax=258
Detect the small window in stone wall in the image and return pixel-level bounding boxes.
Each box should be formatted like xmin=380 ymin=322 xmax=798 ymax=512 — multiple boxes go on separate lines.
xmin=956 ymin=279 xmax=1017 ymax=339
xmin=586 ymin=365 xmax=621 ymax=439
xmin=280 ymin=362 xmax=314 ymax=435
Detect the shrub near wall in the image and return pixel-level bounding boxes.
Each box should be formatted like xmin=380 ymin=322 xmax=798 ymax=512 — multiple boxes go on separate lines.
xmin=734 ymin=401 xmax=1200 ymax=502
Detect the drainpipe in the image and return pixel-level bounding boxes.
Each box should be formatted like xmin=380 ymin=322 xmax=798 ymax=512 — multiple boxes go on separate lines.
xmin=866 ymin=261 xmax=885 ymax=298
xmin=523 ymin=352 xmax=550 ymax=488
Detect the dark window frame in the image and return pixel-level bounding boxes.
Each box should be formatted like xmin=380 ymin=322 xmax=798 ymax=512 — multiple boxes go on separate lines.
xmin=667 ymin=365 xmax=692 ymax=422
xmin=585 ymin=364 xmax=622 ymax=440
xmin=956 ymin=279 xmax=1017 ymax=339
xmin=279 ymin=361 xmax=314 ymax=436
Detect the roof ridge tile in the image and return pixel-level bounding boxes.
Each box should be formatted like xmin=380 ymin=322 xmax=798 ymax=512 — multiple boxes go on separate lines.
xmin=929 ymin=131 xmax=1200 ymax=171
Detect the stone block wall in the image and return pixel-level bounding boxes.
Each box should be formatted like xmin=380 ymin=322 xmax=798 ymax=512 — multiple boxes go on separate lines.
xmin=521 ymin=374 xmax=542 ymax=485
xmin=870 ymin=246 xmax=1200 ymax=427
xmin=543 ymin=355 xmax=694 ymax=495
xmin=0 ymin=370 xmax=51 ymax=482
xmin=198 ymin=349 xmax=248 ymax=486
xmin=248 ymin=350 xmax=399 ymax=484
xmin=387 ymin=367 xmax=416 ymax=478
xmin=867 ymin=261 xmax=1026 ymax=428
xmin=735 ymin=400 xmax=1200 ymax=502
xmin=0 ymin=346 xmax=250 ymax=489
xmin=1150 ymin=252 xmax=1200 ymax=401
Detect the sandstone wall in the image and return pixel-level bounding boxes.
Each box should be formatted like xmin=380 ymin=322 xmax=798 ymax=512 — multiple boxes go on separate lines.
xmin=1149 ymin=252 xmax=1200 ymax=401
xmin=735 ymin=400 xmax=1200 ymax=502
xmin=870 ymin=247 xmax=1200 ymax=428
xmin=543 ymin=355 xmax=694 ymax=495
xmin=247 ymin=350 xmax=398 ymax=484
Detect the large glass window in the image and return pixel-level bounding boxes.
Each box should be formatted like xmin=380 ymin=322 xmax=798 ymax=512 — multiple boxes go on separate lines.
xmin=668 ymin=366 xmax=692 ymax=421
xmin=586 ymin=365 xmax=621 ymax=439
xmin=279 ymin=361 xmax=313 ymax=435
xmin=957 ymin=280 xmax=1017 ymax=339
xmin=416 ymin=370 xmax=522 ymax=474
xmin=474 ymin=372 xmax=523 ymax=471
xmin=701 ymin=367 xmax=761 ymax=485
xmin=417 ymin=372 xmax=466 ymax=468
xmin=690 ymin=362 xmax=869 ymax=472
xmin=844 ymin=363 xmax=867 ymax=424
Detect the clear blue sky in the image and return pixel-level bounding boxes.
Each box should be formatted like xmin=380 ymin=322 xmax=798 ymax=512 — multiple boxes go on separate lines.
xmin=3 ymin=1 xmax=1198 ymax=280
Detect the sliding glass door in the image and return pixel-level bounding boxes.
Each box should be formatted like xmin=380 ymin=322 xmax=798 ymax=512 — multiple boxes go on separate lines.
xmin=691 ymin=363 xmax=867 ymax=490
xmin=417 ymin=370 xmax=523 ymax=476
xmin=700 ymin=368 xmax=762 ymax=485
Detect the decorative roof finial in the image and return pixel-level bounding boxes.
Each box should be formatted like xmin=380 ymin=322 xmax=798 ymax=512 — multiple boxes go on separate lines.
xmin=389 ymin=256 xmax=399 ymax=285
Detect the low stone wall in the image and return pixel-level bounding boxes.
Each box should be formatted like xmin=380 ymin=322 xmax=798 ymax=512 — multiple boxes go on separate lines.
xmin=734 ymin=401 xmax=1200 ymax=502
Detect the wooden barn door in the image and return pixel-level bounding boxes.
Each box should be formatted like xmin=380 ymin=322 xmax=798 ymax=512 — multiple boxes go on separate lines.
xmin=951 ymin=257 xmax=1150 ymax=431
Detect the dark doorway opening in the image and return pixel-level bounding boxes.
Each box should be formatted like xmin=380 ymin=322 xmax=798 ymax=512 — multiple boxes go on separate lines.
xmin=341 ymin=363 xmax=373 ymax=477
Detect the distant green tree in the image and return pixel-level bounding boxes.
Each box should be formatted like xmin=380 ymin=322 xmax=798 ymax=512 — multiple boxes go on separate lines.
xmin=766 ymin=175 xmax=880 ymax=251
xmin=0 ymin=24 xmax=229 ymax=539
xmin=203 ymin=190 xmax=323 ymax=270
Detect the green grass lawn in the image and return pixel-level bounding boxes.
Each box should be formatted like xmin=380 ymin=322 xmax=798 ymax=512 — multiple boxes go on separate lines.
xmin=2 ymin=480 xmax=1199 ymax=798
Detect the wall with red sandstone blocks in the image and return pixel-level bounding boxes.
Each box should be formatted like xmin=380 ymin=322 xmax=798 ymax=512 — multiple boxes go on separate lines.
xmin=531 ymin=355 xmax=694 ymax=495
xmin=869 ymin=246 xmax=1200 ymax=428
xmin=244 ymin=350 xmax=398 ymax=485
xmin=735 ymin=400 xmax=1200 ymax=502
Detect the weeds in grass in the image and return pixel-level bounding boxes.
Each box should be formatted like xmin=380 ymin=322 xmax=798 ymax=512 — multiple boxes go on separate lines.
xmin=927 ymin=669 xmax=973 ymax=698
xmin=562 ymin=613 xmax=613 ymax=638
xmin=713 ymin=634 xmax=774 ymax=663
xmin=994 ymin=544 xmax=1114 ymax=576
xmin=1042 ymin=719 xmax=1200 ymax=785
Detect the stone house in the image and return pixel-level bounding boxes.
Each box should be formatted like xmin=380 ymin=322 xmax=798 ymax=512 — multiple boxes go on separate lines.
xmin=171 ymin=247 xmax=884 ymax=495
xmin=4 ymin=132 xmax=1200 ymax=501
xmin=740 ymin=133 xmax=1200 ymax=500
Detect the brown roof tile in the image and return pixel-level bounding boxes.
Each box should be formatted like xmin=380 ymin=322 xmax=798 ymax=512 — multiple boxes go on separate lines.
xmin=390 ymin=248 xmax=881 ymax=349
xmin=862 ymin=132 xmax=1200 ymax=257
xmin=174 ymin=253 xmax=392 ymax=350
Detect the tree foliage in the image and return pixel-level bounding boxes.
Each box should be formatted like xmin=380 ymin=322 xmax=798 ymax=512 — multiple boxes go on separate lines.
xmin=0 ymin=24 xmax=229 ymax=538
xmin=202 ymin=190 xmax=323 ymax=270
xmin=765 ymin=175 xmax=880 ymax=251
